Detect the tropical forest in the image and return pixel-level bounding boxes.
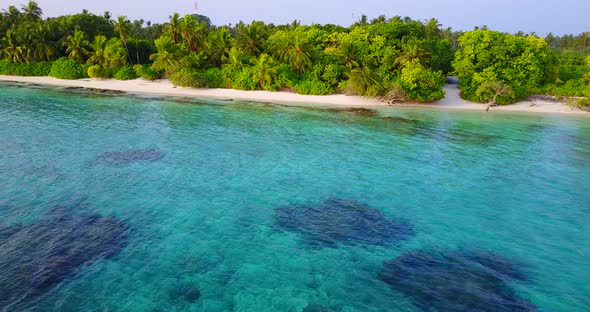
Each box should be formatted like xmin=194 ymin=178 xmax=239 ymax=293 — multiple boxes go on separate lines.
xmin=1 ymin=1 xmax=589 ymax=106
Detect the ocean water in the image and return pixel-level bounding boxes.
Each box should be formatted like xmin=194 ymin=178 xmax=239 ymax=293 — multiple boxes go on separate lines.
xmin=0 ymin=83 xmax=589 ymax=312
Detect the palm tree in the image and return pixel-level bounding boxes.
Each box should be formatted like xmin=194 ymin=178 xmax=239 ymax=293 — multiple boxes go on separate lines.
xmin=395 ymin=39 xmax=429 ymax=67
xmin=114 ymin=16 xmax=132 ymax=64
xmin=251 ymin=54 xmax=277 ymax=89
xmin=168 ymin=13 xmax=181 ymax=44
xmin=221 ymin=47 xmax=246 ymax=72
xmin=150 ymin=36 xmax=181 ymax=76
xmin=21 ymin=1 xmax=42 ymax=21
xmin=87 ymin=35 xmax=108 ymax=67
xmin=206 ymin=27 xmax=231 ymax=66
xmin=63 ymin=29 xmax=89 ymax=62
xmin=273 ymin=30 xmax=312 ymax=75
xmin=179 ymin=15 xmax=203 ymax=52
xmin=337 ymin=40 xmax=360 ymax=69
xmin=3 ymin=6 xmax=21 ymax=24
xmin=348 ymin=66 xmax=385 ymax=96
xmin=425 ymin=18 xmax=442 ymax=40
xmin=1 ymin=29 xmax=25 ymax=62
xmin=236 ymin=21 xmax=267 ymax=57
xmin=31 ymin=24 xmax=55 ymax=61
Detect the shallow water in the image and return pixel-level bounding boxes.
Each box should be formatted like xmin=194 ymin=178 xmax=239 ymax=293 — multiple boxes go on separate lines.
xmin=0 ymin=84 xmax=589 ymax=312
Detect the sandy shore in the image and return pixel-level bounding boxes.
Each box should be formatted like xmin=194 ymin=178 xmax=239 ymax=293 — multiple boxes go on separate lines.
xmin=0 ymin=75 xmax=587 ymax=115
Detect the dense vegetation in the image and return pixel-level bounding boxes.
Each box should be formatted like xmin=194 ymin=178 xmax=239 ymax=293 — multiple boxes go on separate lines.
xmin=1 ymin=1 xmax=589 ymax=106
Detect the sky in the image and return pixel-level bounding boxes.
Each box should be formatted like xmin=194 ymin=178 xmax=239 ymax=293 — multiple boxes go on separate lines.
xmin=3 ymin=0 xmax=589 ymax=35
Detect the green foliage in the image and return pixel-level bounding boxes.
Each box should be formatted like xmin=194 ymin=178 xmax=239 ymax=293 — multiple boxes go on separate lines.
xmin=113 ymin=65 xmax=137 ymax=80
xmin=400 ymin=59 xmax=445 ymax=102
xmin=87 ymin=64 xmax=110 ymax=79
xmin=475 ymin=81 xmax=516 ymax=105
xmin=169 ymin=68 xmax=207 ymax=88
xmin=133 ymin=64 xmax=158 ymax=80
xmin=49 ymin=57 xmax=88 ymax=79
xmin=293 ymin=78 xmax=333 ymax=95
xmin=0 ymin=60 xmax=51 ymax=76
xmin=453 ymin=30 xmax=557 ymax=103
xmin=347 ymin=66 xmax=385 ymax=96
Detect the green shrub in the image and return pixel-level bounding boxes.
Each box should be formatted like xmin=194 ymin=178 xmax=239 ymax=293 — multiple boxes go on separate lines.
xmin=231 ymin=68 xmax=257 ymax=91
xmin=202 ymin=67 xmax=223 ymax=88
xmin=0 ymin=60 xmax=52 ymax=76
xmin=88 ymin=65 xmax=110 ymax=79
xmin=400 ymin=59 xmax=445 ymax=102
xmin=169 ymin=68 xmax=208 ymax=88
xmin=114 ymin=66 xmax=138 ymax=80
xmin=294 ymin=79 xmax=333 ymax=95
xmin=133 ymin=64 xmax=159 ymax=81
xmin=49 ymin=58 xmax=88 ymax=80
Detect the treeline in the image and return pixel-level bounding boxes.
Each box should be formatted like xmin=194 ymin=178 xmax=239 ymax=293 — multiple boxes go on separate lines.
xmin=1 ymin=1 xmax=589 ymax=106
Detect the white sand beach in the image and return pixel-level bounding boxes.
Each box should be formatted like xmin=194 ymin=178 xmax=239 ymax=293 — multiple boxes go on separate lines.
xmin=0 ymin=75 xmax=587 ymax=115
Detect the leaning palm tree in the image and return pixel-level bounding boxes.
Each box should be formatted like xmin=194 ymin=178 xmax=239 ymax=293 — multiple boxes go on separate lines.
xmin=21 ymin=1 xmax=42 ymax=21
xmin=113 ymin=16 xmax=132 ymax=64
xmin=251 ymin=53 xmax=277 ymax=89
xmin=63 ymin=29 xmax=89 ymax=62
xmin=179 ymin=15 xmax=203 ymax=52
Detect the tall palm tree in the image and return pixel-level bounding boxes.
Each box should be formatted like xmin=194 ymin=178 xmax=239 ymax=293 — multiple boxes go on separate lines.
xmin=207 ymin=27 xmax=231 ymax=66
xmin=179 ymin=15 xmax=203 ymax=52
xmin=168 ymin=13 xmax=181 ymax=44
xmin=150 ymin=36 xmax=181 ymax=76
xmin=114 ymin=16 xmax=132 ymax=64
xmin=87 ymin=35 xmax=108 ymax=67
xmin=63 ymin=29 xmax=89 ymax=62
xmin=3 ymin=6 xmax=21 ymax=24
xmin=31 ymin=24 xmax=55 ymax=61
xmin=337 ymin=40 xmax=360 ymax=69
xmin=273 ymin=30 xmax=312 ymax=75
xmin=21 ymin=1 xmax=42 ymax=21
xmin=425 ymin=18 xmax=442 ymax=40
xmin=251 ymin=54 xmax=277 ymax=89
xmin=236 ymin=21 xmax=266 ymax=57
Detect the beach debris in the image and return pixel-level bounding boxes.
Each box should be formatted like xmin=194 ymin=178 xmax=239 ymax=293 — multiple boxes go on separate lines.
xmin=89 ymin=148 xmax=165 ymax=166
xmin=379 ymin=249 xmax=536 ymax=311
xmin=274 ymin=198 xmax=414 ymax=248
xmin=0 ymin=207 xmax=129 ymax=305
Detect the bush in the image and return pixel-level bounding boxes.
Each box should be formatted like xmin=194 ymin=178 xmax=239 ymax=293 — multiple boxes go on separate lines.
xmin=169 ymin=68 xmax=208 ymax=88
xmin=231 ymin=68 xmax=257 ymax=91
xmin=0 ymin=60 xmax=52 ymax=76
xmin=202 ymin=67 xmax=223 ymax=88
xmin=294 ymin=78 xmax=333 ymax=95
xmin=88 ymin=65 xmax=110 ymax=79
xmin=114 ymin=66 xmax=138 ymax=80
xmin=49 ymin=58 xmax=88 ymax=80
xmin=400 ymin=59 xmax=446 ymax=102
xmin=133 ymin=64 xmax=159 ymax=81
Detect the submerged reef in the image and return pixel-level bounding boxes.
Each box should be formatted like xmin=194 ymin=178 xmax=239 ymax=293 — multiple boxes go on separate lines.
xmin=0 ymin=206 xmax=129 ymax=305
xmin=168 ymin=282 xmax=201 ymax=303
xmin=89 ymin=148 xmax=165 ymax=166
xmin=274 ymin=198 xmax=414 ymax=248
xmin=379 ymin=249 xmax=536 ymax=311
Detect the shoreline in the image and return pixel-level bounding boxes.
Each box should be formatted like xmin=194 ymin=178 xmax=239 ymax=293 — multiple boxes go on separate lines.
xmin=0 ymin=75 xmax=588 ymax=115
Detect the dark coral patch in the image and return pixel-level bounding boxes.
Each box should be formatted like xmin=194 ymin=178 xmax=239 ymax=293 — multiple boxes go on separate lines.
xmin=379 ymin=250 xmax=536 ymax=311
xmin=169 ymin=282 xmax=201 ymax=303
xmin=274 ymin=198 xmax=414 ymax=248
xmin=0 ymin=208 xmax=129 ymax=305
xmin=90 ymin=148 xmax=165 ymax=166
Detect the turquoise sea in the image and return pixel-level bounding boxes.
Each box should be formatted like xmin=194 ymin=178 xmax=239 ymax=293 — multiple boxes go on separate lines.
xmin=0 ymin=83 xmax=589 ymax=312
